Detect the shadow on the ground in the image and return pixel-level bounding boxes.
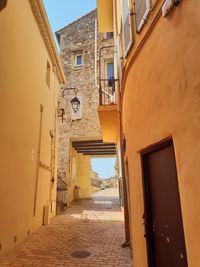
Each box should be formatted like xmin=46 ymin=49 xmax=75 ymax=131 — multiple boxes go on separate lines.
xmin=57 ymin=191 xmax=124 ymax=222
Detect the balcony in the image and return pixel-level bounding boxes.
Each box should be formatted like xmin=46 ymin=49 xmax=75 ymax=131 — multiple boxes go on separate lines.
xmin=98 ymin=77 xmax=118 ymax=143
xmin=99 ymin=78 xmax=116 ymax=105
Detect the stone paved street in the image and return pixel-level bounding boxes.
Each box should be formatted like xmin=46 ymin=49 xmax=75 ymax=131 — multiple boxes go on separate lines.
xmin=0 ymin=188 xmax=132 ymax=267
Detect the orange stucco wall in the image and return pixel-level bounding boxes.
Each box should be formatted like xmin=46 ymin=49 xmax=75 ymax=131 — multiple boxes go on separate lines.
xmin=122 ymin=1 xmax=200 ymax=267
xmin=0 ymin=0 xmax=60 ymax=256
xmin=98 ymin=105 xmax=119 ymax=142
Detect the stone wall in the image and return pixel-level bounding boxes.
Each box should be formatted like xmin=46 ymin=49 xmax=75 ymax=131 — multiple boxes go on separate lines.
xmin=57 ymin=10 xmax=114 ymax=188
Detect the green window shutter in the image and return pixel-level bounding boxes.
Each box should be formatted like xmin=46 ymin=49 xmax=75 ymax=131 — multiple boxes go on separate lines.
xmin=121 ymin=0 xmax=133 ymax=57
xmin=134 ymin=0 xmax=150 ymax=32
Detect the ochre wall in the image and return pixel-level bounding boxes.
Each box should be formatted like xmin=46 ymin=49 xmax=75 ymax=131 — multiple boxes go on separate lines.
xmin=76 ymin=154 xmax=91 ymax=199
xmin=91 ymin=186 xmax=100 ymax=193
xmin=97 ymin=0 xmax=113 ymax=32
xmin=67 ymin=149 xmax=78 ymax=204
xmin=98 ymin=105 xmax=118 ymax=142
xmin=68 ymin=149 xmax=91 ymax=204
xmin=0 ymin=0 xmax=60 ymax=256
xmin=122 ymin=1 xmax=200 ymax=267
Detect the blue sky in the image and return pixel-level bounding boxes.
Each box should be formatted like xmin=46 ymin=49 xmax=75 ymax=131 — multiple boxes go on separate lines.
xmin=43 ymin=0 xmax=96 ymax=46
xmin=91 ymin=158 xmax=116 ymax=179
xmin=43 ymin=1 xmax=116 ymax=179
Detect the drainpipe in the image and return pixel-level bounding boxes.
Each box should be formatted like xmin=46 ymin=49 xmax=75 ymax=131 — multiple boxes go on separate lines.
xmin=95 ymin=19 xmax=98 ymax=88
xmin=49 ymin=68 xmax=58 ymax=212
xmin=33 ymin=104 xmax=44 ymax=216
xmin=118 ymin=84 xmax=130 ymax=246
xmin=49 ymin=129 xmax=54 ymax=211
xmin=120 ymin=125 xmax=131 ymax=245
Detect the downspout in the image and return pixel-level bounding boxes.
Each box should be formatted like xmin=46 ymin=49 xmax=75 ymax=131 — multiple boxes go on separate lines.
xmin=49 ymin=129 xmax=54 ymax=211
xmin=49 ymin=67 xmax=57 ymax=212
xmin=116 ymin=34 xmax=130 ymax=244
xmin=115 ymin=0 xmax=131 ymax=243
xmin=95 ymin=19 xmax=98 ymax=88
xmin=119 ymin=94 xmax=131 ymax=246
xmin=33 ymin=104 xmax=44 ymax=216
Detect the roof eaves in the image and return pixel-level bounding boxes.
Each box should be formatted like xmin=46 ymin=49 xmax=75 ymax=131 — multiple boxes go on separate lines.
xmin=29 ymin=0 xmax=66 ymax=84
xmin=55 ymin=9 xmax=97 ymax=36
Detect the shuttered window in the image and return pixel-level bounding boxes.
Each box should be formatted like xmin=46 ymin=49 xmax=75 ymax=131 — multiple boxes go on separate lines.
xmin=134 ymin=0 xmax=150 ymax=32
xmin=121 ymin=0 xmax=133 ymax=57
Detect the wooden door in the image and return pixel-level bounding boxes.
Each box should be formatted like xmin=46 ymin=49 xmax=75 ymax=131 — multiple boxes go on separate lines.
xmin=141 ymin=140 xmax=188 ymax=267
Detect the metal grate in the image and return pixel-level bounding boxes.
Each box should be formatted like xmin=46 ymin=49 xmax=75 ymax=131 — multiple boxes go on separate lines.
xmin=71 ymin=250 xmax=91 ymax=259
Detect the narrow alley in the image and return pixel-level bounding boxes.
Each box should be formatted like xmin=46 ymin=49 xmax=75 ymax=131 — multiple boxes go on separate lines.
xmin=0 ymin=189 xmax=132 ymax=267
xmin=1 ymin=1 xmax=199 ymax=266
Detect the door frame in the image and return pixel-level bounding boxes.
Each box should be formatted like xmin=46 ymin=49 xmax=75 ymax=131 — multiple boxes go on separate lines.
xmin=140 ymin=139 xmax=186 ymax=267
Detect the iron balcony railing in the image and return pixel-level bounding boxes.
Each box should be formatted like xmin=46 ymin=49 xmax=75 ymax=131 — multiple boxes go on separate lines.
xmin=99 ymin=77 xmax=117 ymax=105
xmin=98 ymin=45 xmax=118 ymax=106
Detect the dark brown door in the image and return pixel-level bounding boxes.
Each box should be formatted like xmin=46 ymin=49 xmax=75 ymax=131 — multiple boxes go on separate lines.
xmin=141 ymin=140 xmax=188 ymax=267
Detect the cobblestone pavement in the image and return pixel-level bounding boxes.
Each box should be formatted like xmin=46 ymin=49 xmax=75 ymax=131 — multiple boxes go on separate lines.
xmin=0 ymin=188 xmax=132 ymax=267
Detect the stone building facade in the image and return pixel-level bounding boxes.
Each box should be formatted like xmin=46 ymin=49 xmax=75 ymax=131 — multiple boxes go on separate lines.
xmin=56 ymin=10 xmax=114 ymax=204
xmin=91 ymin=170 xmax=102 ymax=192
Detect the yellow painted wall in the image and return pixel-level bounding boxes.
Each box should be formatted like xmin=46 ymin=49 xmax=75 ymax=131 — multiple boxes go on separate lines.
xmin=67 ymin=149 xmax=78 ymax=204
xmin=76 ymin=153 xmax=91 ymax=199
xmin=67 ymin=149 xmax=91 ymax=204
xmin=121 ymin=1 xmax=200 ymax=267
xmin=96 ymin=0 xmax=113 ymax=32
xmin=91 ymin=186 xmax=100 ymax=193
xmin=0 ymin=0 xmax=60 ymax=256
xmin=98 ymin=105 xmax=119 ymax=142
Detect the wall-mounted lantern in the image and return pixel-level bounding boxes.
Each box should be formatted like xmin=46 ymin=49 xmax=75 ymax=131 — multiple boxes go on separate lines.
xmin=58 ymin=87 xmax=80 ymax=122
xmin=71 ymin=94 xmax=80 ymax=113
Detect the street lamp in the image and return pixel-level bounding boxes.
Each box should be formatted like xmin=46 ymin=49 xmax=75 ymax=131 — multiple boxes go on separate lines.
xmin=71 ymin=95 xmax=80 ymax=113
xmin=58 ymin=87 xmax=80 ymax=122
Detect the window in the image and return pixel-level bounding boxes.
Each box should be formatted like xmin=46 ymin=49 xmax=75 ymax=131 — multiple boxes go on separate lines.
xmin=134 ymin=0 xmax=150 ymax=32
xmin=105 ymin=32 xmax=114 ymax=39
xmin=46 ymin=60 xmax=51 ymax=87
xmin=75 ymin=54 xmax=83 ymax=67
xmin=106 ymin=62 xmax=114 ymax=79
xmin=121 ymin=0 xmax=133 ymax=57
xmin=106 ymin=62 xmax=115 ymax=103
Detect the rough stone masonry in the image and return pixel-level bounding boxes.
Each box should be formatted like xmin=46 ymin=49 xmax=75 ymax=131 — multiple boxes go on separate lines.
xmin=56 ymin=10 xmax=114 ymax=184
